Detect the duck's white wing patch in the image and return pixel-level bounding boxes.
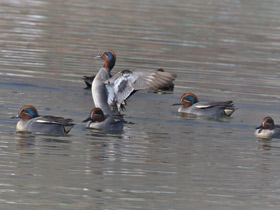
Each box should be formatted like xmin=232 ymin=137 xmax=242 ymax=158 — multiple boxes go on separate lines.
xmin=35 ymin=119 xmax=52 ymax=123
xmin=195 ymin=101 xmax=235 ymax=110
xmin=195 ymin=104 xmax=213 ymax=109
xmin=105 ymin=69 xmax=176 ymax=110
xmin=194 ymin=102 xmax=213 ymax=109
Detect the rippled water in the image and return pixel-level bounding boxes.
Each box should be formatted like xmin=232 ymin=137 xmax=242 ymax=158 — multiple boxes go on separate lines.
xmin=1 ymin=0 xmax=280 ymax=209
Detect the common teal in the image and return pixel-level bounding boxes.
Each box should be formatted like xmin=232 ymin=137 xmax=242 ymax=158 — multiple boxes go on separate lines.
xmin=91 ymin=50 xmax=176 ymax=115
xmin=155 ymin=68 xmax=174 ymax=91
xmin=83 ymin=49 xmax=116 ymax=90
xmin=255 ymin=116 xmax=280 ymax=139
xmin=174 ymin=92 xmax=235 ymax=118
xmin=12 ymin=105 xmax=74 ymax=135
xmin=82 ymin=75 xmax=95 ymax=89
xmin=83 ymin=107 xmax=123 ymax=131
xmin=83 ymin=68 xmax=174 ymax=91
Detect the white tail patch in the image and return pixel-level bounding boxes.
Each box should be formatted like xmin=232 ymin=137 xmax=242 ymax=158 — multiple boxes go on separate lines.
xmin=224 ymin=109 xmax=234 ymax=116
xmin=64 ymin=125 xmax=73 ymax=133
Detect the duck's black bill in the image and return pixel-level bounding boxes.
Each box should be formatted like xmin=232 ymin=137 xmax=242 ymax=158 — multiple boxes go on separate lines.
xmin=92 ymin=54 xmax=101 ymax=59
xmin=256 ymin=125 xmax=263 ymax=129
xmin=82 ymin=116 xmax=91 ymax=123
xmin=11 ymin=115 xmax=19 ymax=119
xmin=172 ymin=103 xmax=181 ymax=106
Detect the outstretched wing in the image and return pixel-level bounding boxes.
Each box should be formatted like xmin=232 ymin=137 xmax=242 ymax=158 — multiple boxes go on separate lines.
xmin=105 ymin=69 xmax=176 ymax=110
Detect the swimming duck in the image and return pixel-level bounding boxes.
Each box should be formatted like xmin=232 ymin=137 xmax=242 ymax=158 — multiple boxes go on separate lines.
xmin=82 ymin=75 xmax=95 ymax=89
xmin=255 ymin=116 xmax=280 ymax=139
xmin=91 ymin=50 xmax=176 ymax=115
xmin=174 ymin=92 xmax=235 ymax=117
xmin=83 ymin=107 xmax=123 ymax=131
xmin=155 ymin=68 xmax=174 ymax=91
xmin=12 ymin=105 xmax=74 ymax=135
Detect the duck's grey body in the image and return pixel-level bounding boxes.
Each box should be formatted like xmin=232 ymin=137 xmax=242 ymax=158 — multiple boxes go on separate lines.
xmin=15 ymin=115 xmax=74 ymax=135
xmin=178 ymin=101 xmax=235 ymax=118
xmin=86 ymin=114 xmax=123 ymax=131
xmin=13 ymin=105 xmax=74 ymax=135
xmin=83 ymin=107 xmax=123 ymax=131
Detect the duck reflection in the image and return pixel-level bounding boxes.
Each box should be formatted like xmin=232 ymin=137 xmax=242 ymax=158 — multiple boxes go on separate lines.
xmin=16 ymin=132 xmax=36 ymax=148
xmin=258 ymin=138 xmax=272 ymax=151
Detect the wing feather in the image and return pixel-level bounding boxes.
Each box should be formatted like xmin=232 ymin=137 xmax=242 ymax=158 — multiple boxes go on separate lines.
xmin=37 ymin=116 xmax=74 ymax=126
xmin=105 ymin=69 xmax=176 ymax=111
xmin=195 ymin=101 xmax=234 ymax=109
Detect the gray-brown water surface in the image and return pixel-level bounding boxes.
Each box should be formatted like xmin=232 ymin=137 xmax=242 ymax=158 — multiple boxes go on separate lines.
xmin=1 ymin=0 xmax=280 ymax=209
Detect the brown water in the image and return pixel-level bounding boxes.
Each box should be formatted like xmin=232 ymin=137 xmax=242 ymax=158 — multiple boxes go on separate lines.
xmin=1 ymin=0 xmax=280 ymax=209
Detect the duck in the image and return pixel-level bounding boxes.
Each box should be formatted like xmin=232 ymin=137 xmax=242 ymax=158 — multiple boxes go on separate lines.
xmin=82 ymin=75 xmax=95 ymax=89
xmin=83 ymin=107 xmax=123 ymax=131
xmin=11 ymin=105 xmax=74 ymax=135
xmin=91 ymin=50 xmax=176 ymax=115
xmin=155 ymin=68 xmax=174 ymax=91
xmin=255 ymin=116 xmax=280 ymax=139
xmin=83 ymin=68 xmax=174 ymax=91
xmin=82 ymin=49 xmax=116 ymax=90
xmin=173 ymin=92 xmax=235 ymax=118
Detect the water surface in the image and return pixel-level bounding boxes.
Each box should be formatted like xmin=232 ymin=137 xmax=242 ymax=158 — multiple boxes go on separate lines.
xmin=1 ymin=0 xmax=280 ymax=209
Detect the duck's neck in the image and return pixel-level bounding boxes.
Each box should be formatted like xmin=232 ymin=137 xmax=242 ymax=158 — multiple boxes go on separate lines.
xmin=96 ymin=68 xmax=111 ymax=81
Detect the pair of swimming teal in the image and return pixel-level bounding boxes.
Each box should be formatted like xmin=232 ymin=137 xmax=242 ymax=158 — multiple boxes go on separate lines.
xmin=17 ymin=49 xmax=276 ymax=136
xmin=12 ymin=104 xmax=124 ymax=134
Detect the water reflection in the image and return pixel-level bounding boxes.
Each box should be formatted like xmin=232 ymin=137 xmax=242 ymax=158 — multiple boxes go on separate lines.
xmin=258 ymin=138 xmax=280 ymax=152
xmin=16 ymin=132 xmax=35 ymax=148
xmin=258 ymin=138 xmax=273 ymax=151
